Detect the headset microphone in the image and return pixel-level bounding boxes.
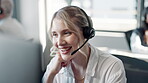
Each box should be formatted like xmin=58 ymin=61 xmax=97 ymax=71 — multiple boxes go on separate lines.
xmin=71 ymin=27 xmax=95 ymax=55
xmin=71 ymin=39 xmax=89 ymax=55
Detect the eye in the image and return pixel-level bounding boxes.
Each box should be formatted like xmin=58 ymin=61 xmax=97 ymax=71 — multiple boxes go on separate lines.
xmin=64 ymin=31 xmax=72 ymax=36
xmin=52 ymin=32 xmax=57 ymax=37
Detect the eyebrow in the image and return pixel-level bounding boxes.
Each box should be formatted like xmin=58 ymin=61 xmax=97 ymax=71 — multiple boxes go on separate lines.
xmin=52 ymin=29 xmax=71 ymax=33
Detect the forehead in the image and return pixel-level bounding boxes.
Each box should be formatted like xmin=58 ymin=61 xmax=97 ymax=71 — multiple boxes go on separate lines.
xmin=51 ymin=18 xmax=81 ymax=34
xmin=52 ymin=19 xmax=69 ymax=30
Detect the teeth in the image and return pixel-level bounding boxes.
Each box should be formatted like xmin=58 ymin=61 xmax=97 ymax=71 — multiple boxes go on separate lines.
xmin=59 ymin=47 xmax=71 ymax=53
xmin=61 ymin=48 xmax=70 ymax=51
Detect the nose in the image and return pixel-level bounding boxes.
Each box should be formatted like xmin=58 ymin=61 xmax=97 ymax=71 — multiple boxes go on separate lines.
xmin=57 ymin=36 xmax=66 ymax=46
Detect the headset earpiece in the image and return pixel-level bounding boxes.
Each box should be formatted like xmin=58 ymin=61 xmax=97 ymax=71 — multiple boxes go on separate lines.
xmin=78 ymin=7 xmax=95 ymax=39
xmin=70 ymin=6 xmax=95 ymax=55
xmin=83 ymin=26 xmax=95 ymax=39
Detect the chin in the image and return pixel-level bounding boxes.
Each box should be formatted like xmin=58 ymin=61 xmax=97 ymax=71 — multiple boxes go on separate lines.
xmin=61 ymin=54 xmax=72 ymax=61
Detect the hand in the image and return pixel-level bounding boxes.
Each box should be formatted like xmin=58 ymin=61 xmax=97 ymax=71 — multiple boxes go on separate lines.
xmin=49 ymin=52 xmax=67 ymax=75
xmin=47 ymin=52 xmax=68 ymax=83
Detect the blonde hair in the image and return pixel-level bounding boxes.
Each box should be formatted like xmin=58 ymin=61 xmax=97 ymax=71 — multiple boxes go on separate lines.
xmin=48 ymin=6 xmax=93 ymax=41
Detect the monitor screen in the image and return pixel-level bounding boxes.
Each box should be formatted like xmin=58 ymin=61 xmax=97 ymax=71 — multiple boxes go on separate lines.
xmin=0 ymin=35 xmax=42 ymax=83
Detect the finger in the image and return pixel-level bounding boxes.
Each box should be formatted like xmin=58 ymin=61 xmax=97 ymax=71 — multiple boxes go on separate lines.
xmin=56 ymin=52 xmax=69 ymax=67
xmin=56 ymin=52 xmax=63 ymax=61
xmin=50 ymin=47 xmax=58 ymax=56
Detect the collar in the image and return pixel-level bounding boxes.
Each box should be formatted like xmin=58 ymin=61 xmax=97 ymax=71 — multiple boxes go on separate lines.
xmin=59 ymin=63 xmax=74 ymax=77
xmin=85 ymin=45 xmax=99 ymax=77
xmin=59 ymin=45 xmax=103 ymax=78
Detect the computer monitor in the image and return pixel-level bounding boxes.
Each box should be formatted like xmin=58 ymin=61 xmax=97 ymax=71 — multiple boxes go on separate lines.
xmin=89 ymin=31 xmax=130 ymax=51
xmin=0 ymin=35 xmax=42 ymax=83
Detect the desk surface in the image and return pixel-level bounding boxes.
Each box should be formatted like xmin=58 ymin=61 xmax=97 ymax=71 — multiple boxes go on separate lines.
xmin=97 ymin=47 xmax=148 ymax=62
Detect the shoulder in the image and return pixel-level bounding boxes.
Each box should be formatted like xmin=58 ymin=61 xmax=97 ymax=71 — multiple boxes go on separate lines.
xmin=90 ymin=46 xmax=123 ymax=68
xmin=89 ymin=46 xmax=126 ymax=81
xmin=91 ymin=46 xmax=121 ymax=62
xmin=133 ymin=28 xmax=145 ymax=35
xmin=99 ymin=51 xmax=123 ymax=68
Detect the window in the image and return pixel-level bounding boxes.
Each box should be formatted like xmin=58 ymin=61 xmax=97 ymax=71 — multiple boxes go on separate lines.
xmin=46 ymin=0 xmax=137 ymax=32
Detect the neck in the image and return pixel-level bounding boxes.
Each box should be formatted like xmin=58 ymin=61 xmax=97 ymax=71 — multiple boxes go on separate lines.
xmin=71 ymin=62 xmax=86 ymax=81
xmin=72 ymin=43 xmax=90 ymax=67
xmin=71 ymin=44 xmax=91 ymax=81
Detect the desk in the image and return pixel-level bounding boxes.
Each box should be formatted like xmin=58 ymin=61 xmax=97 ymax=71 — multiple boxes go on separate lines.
xmin=97 ymin=47 xmax=148 ymax=62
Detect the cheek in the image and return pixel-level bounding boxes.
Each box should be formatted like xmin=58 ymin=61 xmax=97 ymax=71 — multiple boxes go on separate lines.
xmin=51 ymin=34 xmax=80 ymax=48
xmin=68 ymin=36 xmax=79 ymax=46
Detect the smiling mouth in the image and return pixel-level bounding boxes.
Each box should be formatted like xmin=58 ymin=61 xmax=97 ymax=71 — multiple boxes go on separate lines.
xmin=59 ymin=46 xmax=72 ymax=54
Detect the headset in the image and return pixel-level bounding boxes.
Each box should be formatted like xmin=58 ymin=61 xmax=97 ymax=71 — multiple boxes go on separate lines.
xmin=0 ymin=0 xmax=3 ymax=14
xmin=70 ymin=6 xmax=95 ymax=55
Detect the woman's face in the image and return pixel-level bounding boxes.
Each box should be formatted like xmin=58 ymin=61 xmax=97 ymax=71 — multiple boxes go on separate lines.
xmin=51 ymin=19 xmax=80 ymax=61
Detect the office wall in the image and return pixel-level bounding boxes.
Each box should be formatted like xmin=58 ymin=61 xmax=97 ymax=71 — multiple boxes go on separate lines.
xmin=14 ymin=0 xmax=39 ymax=41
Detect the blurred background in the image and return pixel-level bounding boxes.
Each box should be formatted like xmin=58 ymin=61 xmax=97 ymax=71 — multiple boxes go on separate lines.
xmin=0 ymin=0 xmax=148 ymax=83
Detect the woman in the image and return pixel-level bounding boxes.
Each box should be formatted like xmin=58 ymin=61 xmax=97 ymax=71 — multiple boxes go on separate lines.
xmin=130 ymin=7 xmax=148 ymax=54
xmin=0 ymin=0 xmax=28 ymax=40
xmin=42 ymin=6 xmax=126 ymax=83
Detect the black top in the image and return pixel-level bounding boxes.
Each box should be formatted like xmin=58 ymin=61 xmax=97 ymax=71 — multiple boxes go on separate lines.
xmin=133 ymin=28 xmax=148 ymax=46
